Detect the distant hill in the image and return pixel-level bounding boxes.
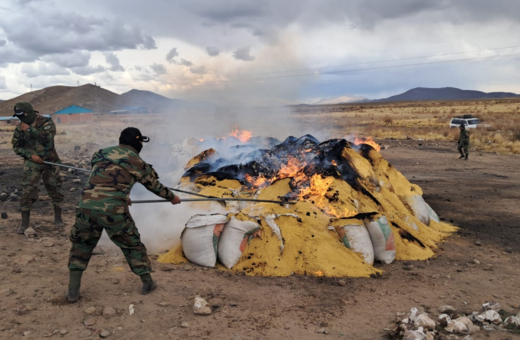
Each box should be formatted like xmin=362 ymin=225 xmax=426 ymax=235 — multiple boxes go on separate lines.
xmin=315 ymin=94 xmax=367 ymax=105
xmin=0 ymin=84 xmax=127 ymax=116
xmin=121 ymin=89 xmax=180 ymax=112
xmin=378 ymin=87 xmax=520 ymax=102
xmin=0 ymin=85 xmax=215 ymax=117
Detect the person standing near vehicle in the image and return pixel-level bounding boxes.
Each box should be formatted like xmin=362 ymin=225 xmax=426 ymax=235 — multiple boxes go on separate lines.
xmin=67 ymin=127 xmax=181 ymax=302
xmin=458 ymin=123 xmax=470 ymax=160
xmin=11 ymin=102 xmax=64 ymax=234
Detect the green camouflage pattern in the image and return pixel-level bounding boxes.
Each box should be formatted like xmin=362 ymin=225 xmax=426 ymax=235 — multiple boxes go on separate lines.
xmin=458 ymin=129 xmax=470 ymax=156
xmin=458 ymin=129 xmax=470 ymax=145
xmin=12 ymin=115 xmax=60 ymax=162
xmin=20 ymin=162 xmax=63 ymax=211
xmin=68 ymin=208 xmax=151 ymax=275
xmin=12 ymin=115 xmax=63 ymax=211
xmin=78 ymin=145 xmax=175 ymax=213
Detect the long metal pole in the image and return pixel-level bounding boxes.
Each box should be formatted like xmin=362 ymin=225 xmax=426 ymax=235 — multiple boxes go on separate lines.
xmin=43 ymin=161 xmax=91 ymax=173
xmin=132 ymin=198 xmax=296 ymax=204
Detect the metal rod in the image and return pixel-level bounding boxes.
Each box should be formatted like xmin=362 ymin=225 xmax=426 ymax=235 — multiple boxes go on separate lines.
xmin=43 ymin=161 xmax=91 ymax=173
xmin=167 ymin=187 xmax=218 ymax=198
xmin=132 ymin=198 xmax=296 ymax=204
xmin=42 ymin=162 xmax=288 ymax=204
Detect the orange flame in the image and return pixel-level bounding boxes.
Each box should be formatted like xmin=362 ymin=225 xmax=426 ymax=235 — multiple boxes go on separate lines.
xmin=353 ymin=137 xmax=381 ymax=151
xmin=278 ymin=158 xmax=304 ymax=179
xmin=228 ymin=126 xmax=252 ymax=143
xmin=244 ymin=174 xmax=269 ymax=188
xmin=313 ymin=271 xmax=324 ymax=277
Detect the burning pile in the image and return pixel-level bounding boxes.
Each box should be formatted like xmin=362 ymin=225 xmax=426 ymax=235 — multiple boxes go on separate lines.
xmin=159 ymin=134 xmax=456 ymax=277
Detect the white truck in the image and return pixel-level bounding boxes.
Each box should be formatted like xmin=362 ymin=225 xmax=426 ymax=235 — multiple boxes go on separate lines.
xmin=449 ymin=115 xmax=489 ymax=129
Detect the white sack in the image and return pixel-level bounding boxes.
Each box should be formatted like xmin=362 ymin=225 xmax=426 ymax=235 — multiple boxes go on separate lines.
xmin=403 ymin=195 xmax=430 ymax=226
xmin=181 ymin=214 xmax=228 ymax=267
xmin=217 ymin=216 xmax=261 ymax=269
xmin=364 ymin=215 xmax=396 ymax=264
xmin=336 ymin=223 xmax=374 ymax=265
xmin=425 ymin=203 xmax=440 ymax=223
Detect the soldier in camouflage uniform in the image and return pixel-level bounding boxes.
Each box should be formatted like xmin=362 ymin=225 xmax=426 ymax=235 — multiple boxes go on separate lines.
xmin=11 ymin=102 xmax=64 ymax=234
xmin=458 ymin=123 xmax=470 ymax=160
xmin=67 ymin=127 xmax=181 ymax=302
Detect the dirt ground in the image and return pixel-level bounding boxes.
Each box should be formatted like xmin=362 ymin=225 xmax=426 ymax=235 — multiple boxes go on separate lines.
xmin=1 ymin=135 xmax=520 ymax=340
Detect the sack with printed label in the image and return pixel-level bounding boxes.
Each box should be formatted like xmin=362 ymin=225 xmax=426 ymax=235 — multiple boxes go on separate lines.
xmin=335 ymin=221 xmax=374 ymax=265
xmin=364 ymin=215 xmax=396 ymax=264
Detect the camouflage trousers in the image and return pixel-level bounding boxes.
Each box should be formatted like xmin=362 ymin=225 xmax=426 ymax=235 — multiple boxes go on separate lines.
xmin=21 ymin=162 xmax=63 ymax=211
xmin=68 ymin=208 xmax=152 ymax=276
xmin=458 ymin=143 xmax=469 ymax=156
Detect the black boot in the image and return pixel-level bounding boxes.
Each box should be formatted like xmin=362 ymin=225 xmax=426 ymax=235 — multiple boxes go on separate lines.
xmin=140 ymin=273 xmax=157 ymax=295
xmin=464 ymin=155 xmax=468 ymax=161
xmin=67 ymin=271 xmax=83 ymax=302
xmin=16 ymin=211 xmax=30 ymax=234
xmin=54 ymin=206 xmax=64 ymax=229
xmin=458 ymin=155 xmax=464 ymax=159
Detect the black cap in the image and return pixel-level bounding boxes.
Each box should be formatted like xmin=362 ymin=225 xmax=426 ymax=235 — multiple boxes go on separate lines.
xmin=120 ymin=127 xmax=150 ymax=142
xmin=119 ymin=127 xmax=149 ymax=153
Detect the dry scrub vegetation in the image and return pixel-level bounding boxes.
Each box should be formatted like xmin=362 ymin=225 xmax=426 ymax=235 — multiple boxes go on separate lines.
xmin=293 ymin=98 xmax=520 ymax=154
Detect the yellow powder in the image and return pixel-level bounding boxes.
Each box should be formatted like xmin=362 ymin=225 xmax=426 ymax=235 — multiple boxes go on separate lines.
xmin=158 ymin=244 xmax=188 ymax=264
xmin=158 ymin=144 xmax=457 ymax=277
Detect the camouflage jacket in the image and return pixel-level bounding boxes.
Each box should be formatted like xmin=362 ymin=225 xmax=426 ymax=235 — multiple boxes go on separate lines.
xmin=458 ymin=130 xmax=470 ymax=145
xmin=11 ymin=115 xmax=60 ymax=164
xmin=79 ymin=145 xmax=175 ymax=213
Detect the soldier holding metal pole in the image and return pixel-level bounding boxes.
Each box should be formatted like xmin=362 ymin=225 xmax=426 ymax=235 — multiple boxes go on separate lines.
xmin=67 ymin=127 xmax=181 ymax=302
xmin=11 ymin=102 xmax=64 ymax=234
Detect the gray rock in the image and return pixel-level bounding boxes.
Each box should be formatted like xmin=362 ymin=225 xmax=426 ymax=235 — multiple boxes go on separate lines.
xmin=103 ymin=306 xmax=117 ymax=318
xmin=59 ymin=329 xmax=68 ymax=335
xmin=193 ymin=296 xmax=211 ymax=315
xmin=100 ymin=329 xmax=110 ymax=338
xmin=180 ymin=322 xmax=189 ymax=328
xmin=24 ymin=227 xmax=37 ymax=238
xmin=84 ymin=306 xmax=96 ymax=315
xmin=83 ymin=316 xmax=96 ymax=326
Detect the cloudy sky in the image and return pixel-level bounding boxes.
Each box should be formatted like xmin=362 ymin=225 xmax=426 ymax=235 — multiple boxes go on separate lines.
xmin=0 ymin=0 xmax=519 ymax=105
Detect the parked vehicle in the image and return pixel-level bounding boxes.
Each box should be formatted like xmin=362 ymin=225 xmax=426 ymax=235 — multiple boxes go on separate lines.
xmin=449 ymin=115 xmax=489 ymax=129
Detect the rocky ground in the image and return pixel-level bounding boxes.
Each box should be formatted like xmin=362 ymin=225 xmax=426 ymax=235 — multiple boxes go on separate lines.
xmin=1 ymin=137 xmax=520 ymax=340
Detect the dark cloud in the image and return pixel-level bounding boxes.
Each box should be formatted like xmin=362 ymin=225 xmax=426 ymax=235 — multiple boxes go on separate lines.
xmin=150 ymin=63 xmax=167 ymax=75
xmin=70 ymin=65 xmax=106 ymax=76
xmin=205 ymin=46 xmax=220 ymax=57
xmin=179 ymin=59 xmax=193 ymax=67
xmin=187 ymin=1 xmax=267 ymax=23
xmin=21 ymin=63 xmax=70 ymax=78
xmin=189 ymin=65 xmax=207 ymax=75
xmin=233 ymin=46 xmax=255 ymax=61
xmin=42 ymin=51 xmax=91 ymax=68
xmin=166 ymin=48 xmax=179 ymax=63
xmin=104 ymin=52 xmax=125 ymax=72
xmin=0 ymin=7 xmax=157 ymax=65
